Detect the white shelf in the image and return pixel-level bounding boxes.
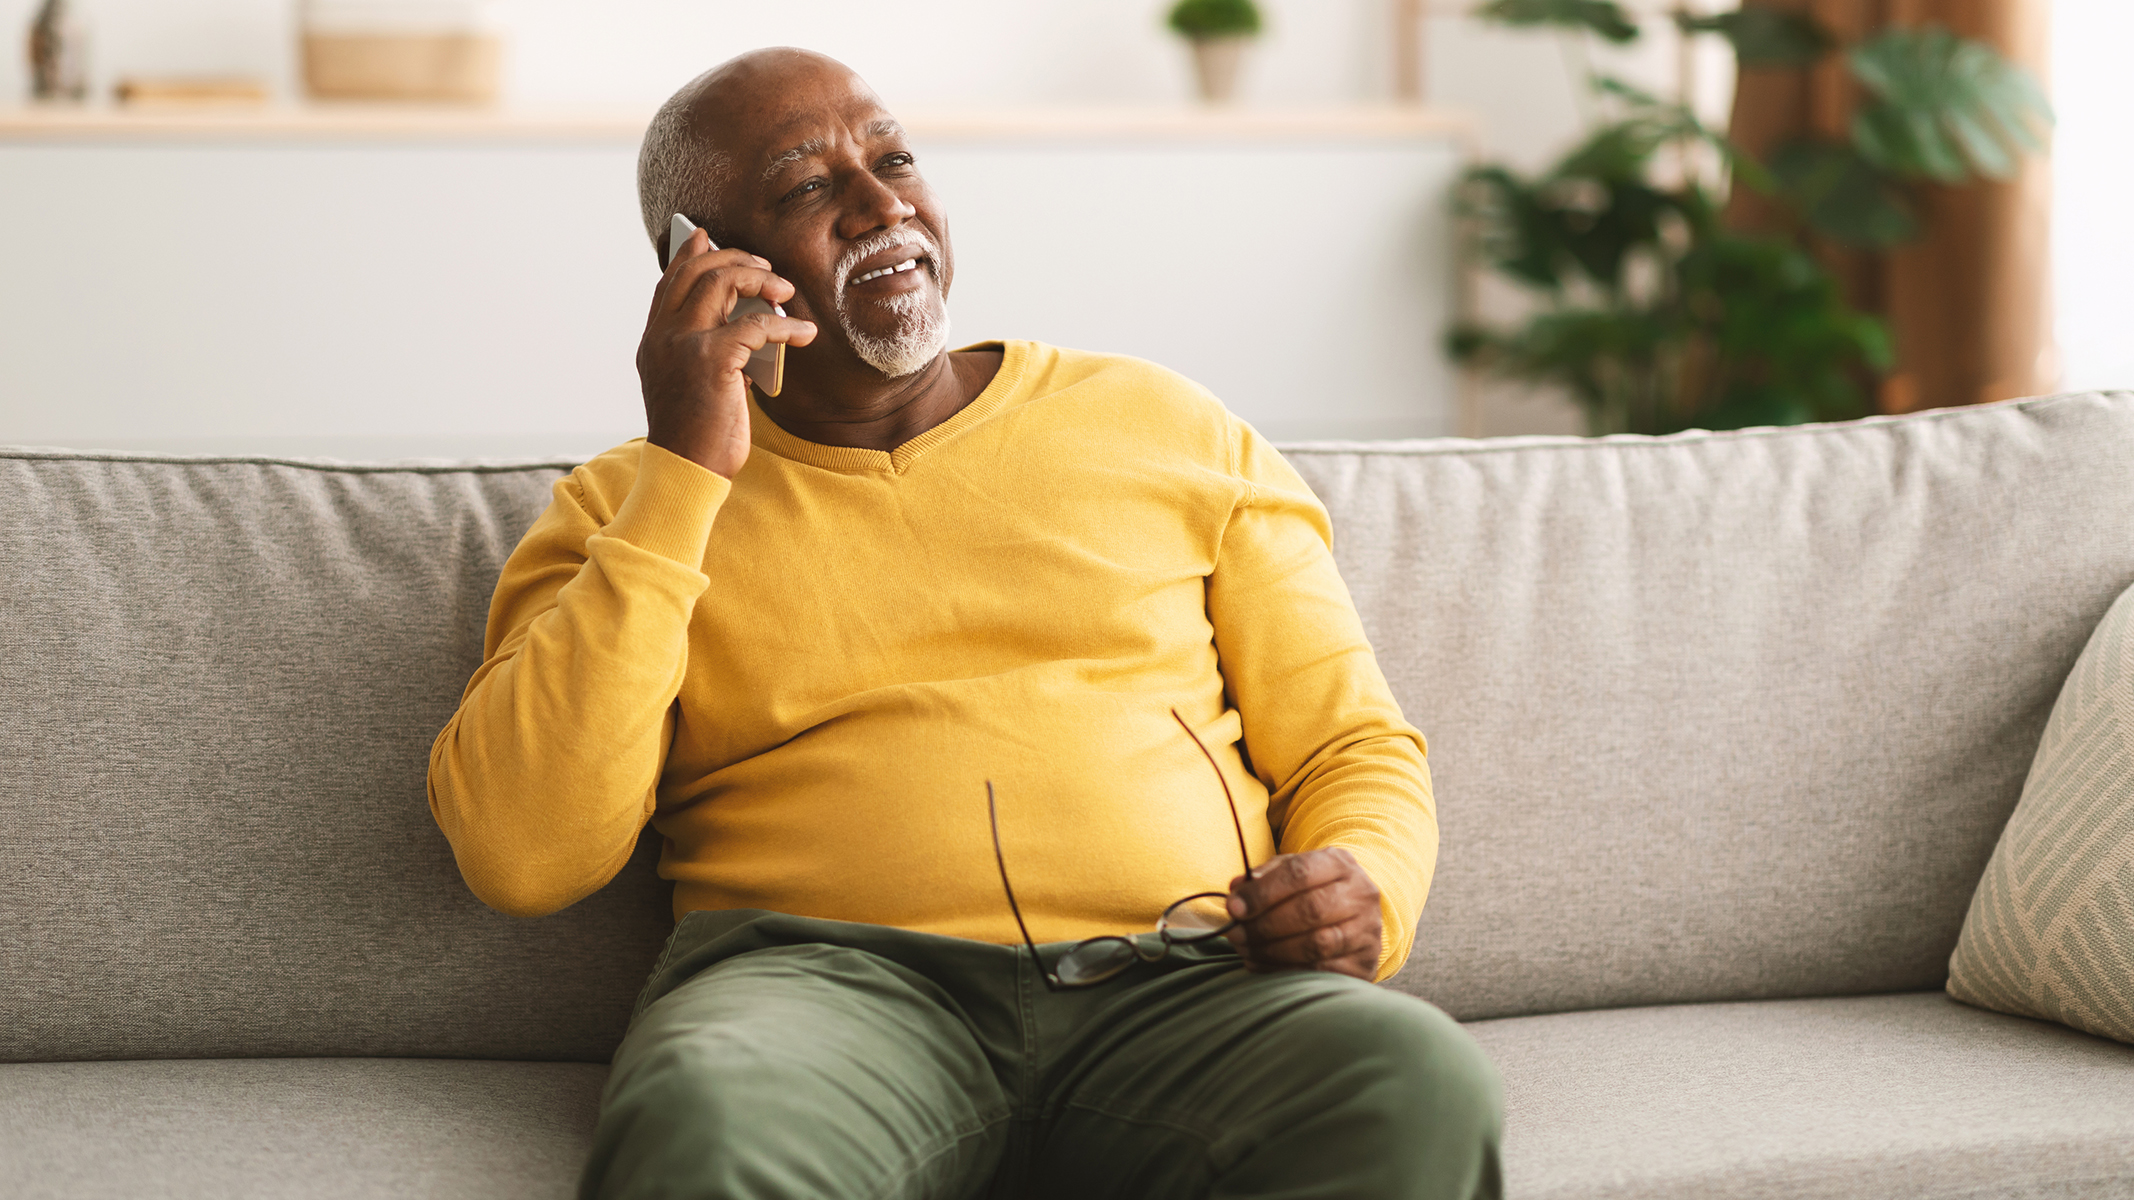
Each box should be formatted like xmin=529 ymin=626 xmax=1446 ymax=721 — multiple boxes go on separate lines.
xmin=0 ymin=103 xmax=1475 ymax=145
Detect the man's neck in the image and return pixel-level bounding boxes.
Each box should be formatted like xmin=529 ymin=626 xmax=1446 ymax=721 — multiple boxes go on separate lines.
xmin=758 ymin=349 xmax=1004 ymax=453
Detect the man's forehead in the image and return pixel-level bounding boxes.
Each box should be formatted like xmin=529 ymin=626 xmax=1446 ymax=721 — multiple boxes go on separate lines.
xmin=757 ymin=115 xmax=906 ymax=180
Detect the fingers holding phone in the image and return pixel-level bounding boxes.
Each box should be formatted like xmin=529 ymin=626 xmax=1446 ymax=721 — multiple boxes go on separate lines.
xmin=666 ymin=255 xmax=787 ymax=333
xmin=666 ymin=214 xmax=797 ymax=398
xmin=637 ymin=217 xmax=817 ymax=479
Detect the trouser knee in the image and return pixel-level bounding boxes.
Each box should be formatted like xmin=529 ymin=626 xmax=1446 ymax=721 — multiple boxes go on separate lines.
xmin=1231 ymin=984 xmax=1503 ymax=1200
xmin=1313 ymin=990 xmax=1504 ymax=1166
xmin=582 ymin=1038 xmax=771 ymax=1199
xmin=1374 ymin=997 xmax=1504 ymax=1198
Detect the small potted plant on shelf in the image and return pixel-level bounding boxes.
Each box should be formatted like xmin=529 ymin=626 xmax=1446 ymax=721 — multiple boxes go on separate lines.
xmin=1167 ymin=0 xmax=1263 ymax=104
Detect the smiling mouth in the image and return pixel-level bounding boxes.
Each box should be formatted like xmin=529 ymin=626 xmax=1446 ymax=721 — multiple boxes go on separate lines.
xmin=851 ymin=256 xmax=924 ymax=285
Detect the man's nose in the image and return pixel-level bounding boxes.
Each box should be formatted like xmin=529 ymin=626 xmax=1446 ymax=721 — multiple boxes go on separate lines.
xmin=836 ymin=169 xmax=917 ymax=241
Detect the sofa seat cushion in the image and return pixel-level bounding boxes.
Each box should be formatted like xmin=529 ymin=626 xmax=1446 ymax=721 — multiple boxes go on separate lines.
xmin=1468 ymin=991 xmax=2134 ymax=1200
xmin=2 ymin=1058 xmax=606 ymax=1199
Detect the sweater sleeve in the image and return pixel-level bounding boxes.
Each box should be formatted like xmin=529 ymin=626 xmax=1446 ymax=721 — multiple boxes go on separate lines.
xmin=1205 ymin=419 xmax=1438 ymax=981
xmin=427 ymin=442 xmax=731 ymax=917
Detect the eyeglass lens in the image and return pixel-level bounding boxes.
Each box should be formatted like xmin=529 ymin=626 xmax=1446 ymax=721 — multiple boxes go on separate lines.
xmin=1055 ymin=938 xmax=1141 ymax=986
xmin=1155 ymin=891 xmax=1233 ymax=939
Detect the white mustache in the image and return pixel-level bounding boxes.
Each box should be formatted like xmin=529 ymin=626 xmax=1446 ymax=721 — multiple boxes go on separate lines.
xmin=832 ymin=229 xmax=942 ymax=302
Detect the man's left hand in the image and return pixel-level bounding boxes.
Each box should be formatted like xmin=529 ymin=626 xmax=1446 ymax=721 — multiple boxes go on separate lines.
xmin=1224 ymin=848 xmax=1383 ymax=980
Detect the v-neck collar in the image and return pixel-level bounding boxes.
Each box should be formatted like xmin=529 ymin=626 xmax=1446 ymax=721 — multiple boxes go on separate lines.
xmin=747 ymin=340 xmax=1031 ymax=476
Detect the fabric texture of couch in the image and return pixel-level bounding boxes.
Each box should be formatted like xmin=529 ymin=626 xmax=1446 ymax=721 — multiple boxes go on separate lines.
xmin=5 ymin=391 xmax=2133 ymax=1198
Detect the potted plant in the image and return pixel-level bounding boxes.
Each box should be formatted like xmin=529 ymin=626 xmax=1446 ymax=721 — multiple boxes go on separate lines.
xmin=1447 ymin=0 xmax=2050 ymax=435
xmin=1168 ymin=0 xmax=1263 ymax=104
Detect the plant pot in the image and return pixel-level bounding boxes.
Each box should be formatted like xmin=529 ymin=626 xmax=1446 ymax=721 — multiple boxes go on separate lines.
xmin=1188 ymin=36 xmax=1251 ymax=105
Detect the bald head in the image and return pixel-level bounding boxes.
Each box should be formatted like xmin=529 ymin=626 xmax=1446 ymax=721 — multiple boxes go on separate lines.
xmin=637 ymin=48 xmax=881 ymax=261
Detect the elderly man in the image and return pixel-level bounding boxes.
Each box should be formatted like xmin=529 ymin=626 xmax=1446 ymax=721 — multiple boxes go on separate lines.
xmin=429 ymin=47 xmax=1500 ymax=1200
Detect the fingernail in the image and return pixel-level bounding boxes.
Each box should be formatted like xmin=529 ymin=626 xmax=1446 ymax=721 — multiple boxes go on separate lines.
xmin=753 ymin=256 xmax=771 ymax=268
xmin=1226 ymin=896 xmax=1246 ymax=918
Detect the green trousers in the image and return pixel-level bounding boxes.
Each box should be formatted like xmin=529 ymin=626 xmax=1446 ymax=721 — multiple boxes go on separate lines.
xmin=581 ymin=910 xmax=1503 ymax=1200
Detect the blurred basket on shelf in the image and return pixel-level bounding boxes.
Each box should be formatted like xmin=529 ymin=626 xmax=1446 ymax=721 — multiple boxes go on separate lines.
xmin=300 ymin=0 xmax=501 ymax=104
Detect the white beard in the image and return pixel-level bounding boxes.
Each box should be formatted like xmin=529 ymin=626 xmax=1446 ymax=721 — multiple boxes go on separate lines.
xmin=842 ymin=293 xmax=951 ymax=379
xmin=832 ymin=231 xmax=953 ymax=378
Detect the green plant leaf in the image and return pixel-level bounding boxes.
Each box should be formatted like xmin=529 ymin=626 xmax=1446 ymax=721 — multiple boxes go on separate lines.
xmin=1588 ymin=73 xmax=1662 ymax=107
xmin=1767 ymin=139 xmax=1917 ymax=246
xmin=1448 ymin=11 xmax=1898 ymax=434
xmin=1847 ymin=24 xmax=2051 ymax=182
xmin=1675 ymin=7 xmax=1831 ymax=67
xmin=1455 ymin=167 xmax=1572 ymax=289
xmin=1559 ymin=180 xmax=1677 ymax=286
xmin=1557 ymin=86 xmax=1701 ymax=175
xmin=1676 ymin=232 xmax=1887 ymax=425
xmin=1167 ymin=0 xmax=1262 ymax=38
xmin=1457 ymin=153 xmax=1708 ymax=295
xmin=1574 ymin=77 xmax=1772 ymax=193
xmin=1556 ymin=120 xmax=1670 ymax=179
xmin=1697 ymin=386 xmax=1819 ymax=430
xmin=1473 ymin=0 xmax=1639 ymax=44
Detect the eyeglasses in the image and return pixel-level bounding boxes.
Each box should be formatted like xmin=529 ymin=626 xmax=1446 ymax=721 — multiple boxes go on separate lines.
xmin=987 ymin=707 xmax=1258 ymax=990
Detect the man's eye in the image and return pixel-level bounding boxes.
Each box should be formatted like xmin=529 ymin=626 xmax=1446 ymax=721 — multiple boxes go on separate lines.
xmin=783 ymin=178 xmax=825 ymax=202
xmin=883 ymin=153 xmax=915 ymax=169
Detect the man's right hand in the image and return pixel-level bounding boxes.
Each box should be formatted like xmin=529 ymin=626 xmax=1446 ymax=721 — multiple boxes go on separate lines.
xmin=636 ymin=228 xmax=818 ymax=479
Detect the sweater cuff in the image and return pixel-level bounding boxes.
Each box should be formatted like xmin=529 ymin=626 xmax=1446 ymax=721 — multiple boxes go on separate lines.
xmin=1335 ymin=843 xmax=1416 ymax=983
xmin=603 ymin=442 xmax=732 ymax=568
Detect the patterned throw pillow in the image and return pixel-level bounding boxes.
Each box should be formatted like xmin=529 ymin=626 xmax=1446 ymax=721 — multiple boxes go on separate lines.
xmin=1948 ymin=582 xmax=2134 ymax=1044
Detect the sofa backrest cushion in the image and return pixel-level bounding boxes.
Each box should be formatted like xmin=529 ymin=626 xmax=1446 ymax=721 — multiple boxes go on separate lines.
xmin=0 ymin=451 xmax=667 ymax=1063
xmin=1284 ymin=392 xmax=2134 ymax=1019
xmin=5 ymin=392 xmax=2132 ymax=1061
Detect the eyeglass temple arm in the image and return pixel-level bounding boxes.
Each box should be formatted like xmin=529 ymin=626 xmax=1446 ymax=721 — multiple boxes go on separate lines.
xmin=1170 ymin=707 xmax=1255 ymax=881
xmin=986 ymin=782 xmax=1058 ymax=988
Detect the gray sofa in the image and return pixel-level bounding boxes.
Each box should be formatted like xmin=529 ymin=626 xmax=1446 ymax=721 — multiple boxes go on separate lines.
xmin=6 ymin=391 xmax=2133 ymax=1199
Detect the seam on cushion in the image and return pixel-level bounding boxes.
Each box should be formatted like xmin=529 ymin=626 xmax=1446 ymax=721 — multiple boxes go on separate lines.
xmin=1930 ymin=1172 xmax=2134 ymax=1199
xmin=9 ymin=395 xmax=2119 ymax=474
xmin=0 ymin=447 xmax=585 ymax=475
xmin=1273 ymin=391 xmax=2128 ymax=462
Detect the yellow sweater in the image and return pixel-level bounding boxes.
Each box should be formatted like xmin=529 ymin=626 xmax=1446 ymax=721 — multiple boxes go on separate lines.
xmin=428 ymin=341 xmax=1436 ymax=979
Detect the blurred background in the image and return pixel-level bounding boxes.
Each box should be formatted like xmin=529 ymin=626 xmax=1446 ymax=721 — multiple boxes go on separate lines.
xmin=0 ymin=0 xmax=2123 ymax=457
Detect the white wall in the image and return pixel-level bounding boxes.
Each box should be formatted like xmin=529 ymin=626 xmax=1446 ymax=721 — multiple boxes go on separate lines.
xmin=0 ymin=1 xmax=1525 ymax=455
xmin=6 ymin=0 xmax=2113 ymax=451
xmin=0 ymin=130 xmax=1462 ymax=456
xmin=0 ymin=141 xmax=652 ymax=458
xmin=2050 ymin=0 xmax=2134 ymax=395
xmin=0 ymin=0 xmax=1402 ymax=109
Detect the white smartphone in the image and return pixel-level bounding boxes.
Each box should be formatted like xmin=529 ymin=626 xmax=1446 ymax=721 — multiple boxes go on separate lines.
xmin=669 ymin=213 xmax=786 ymax=398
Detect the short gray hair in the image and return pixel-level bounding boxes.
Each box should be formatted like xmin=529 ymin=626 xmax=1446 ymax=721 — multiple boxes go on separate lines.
xmin=637 ymin=70 xmax=735 ymax=262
